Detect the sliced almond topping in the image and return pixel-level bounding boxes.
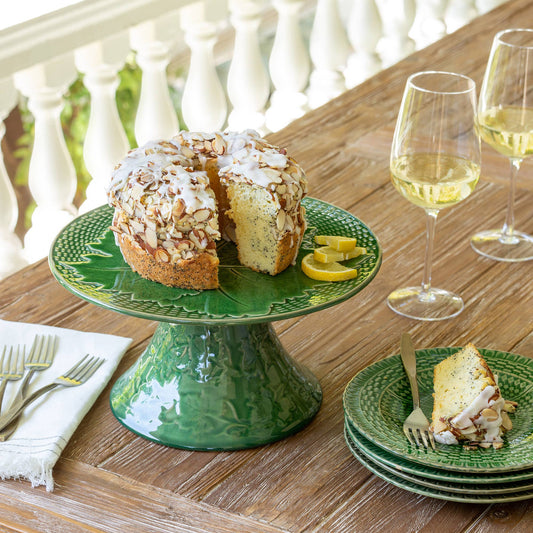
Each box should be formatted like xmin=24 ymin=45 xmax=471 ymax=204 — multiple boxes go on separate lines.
xmin=180 ymin=146 xmax=196 ymax=159
xmin=155 ymin=248 xmax=170 ymax=263
xmin=130 ymin=184 xmax=144 ymax=200
xmin=492 ymin=442 xmax=504 ymax=449
xmin=276 ymin=210 xmax=286 ymax=232
xmin=122 ymin=202 xmax=134 ymax=216
xmin=431 ymin=419 xmax=448 ymax=433
xmin=503 ymin=400 xmax=517 ymax=413
xmin=500 ymin=411 xmax=513 ymax=431
xmin=481 ymin=408 xmax=499 ymax=422
xmin=213 ymin=134 xmax=226 ymax=155
xmin=120 ymin=223 xmax=132 ymax=235
xmin=172 ymin=199 xmax=186 ymax=220
xmin=459 ymin=425 xmax=478 ymax=435
xmin=193 ymin=209 xmax=211 ymax=222
xmin=262 ymin=167 xmax=283 ymax=184
xmin=145 ymin=228 xmax=158 ymax=250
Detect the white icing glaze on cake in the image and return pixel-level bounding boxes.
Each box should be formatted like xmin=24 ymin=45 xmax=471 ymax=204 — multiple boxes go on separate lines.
xmin=433 ymin=384 xmax=507 ymax=445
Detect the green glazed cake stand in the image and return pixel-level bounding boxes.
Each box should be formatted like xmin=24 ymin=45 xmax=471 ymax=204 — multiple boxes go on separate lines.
xmin=49 ymin=198 xmax=382 ymax=450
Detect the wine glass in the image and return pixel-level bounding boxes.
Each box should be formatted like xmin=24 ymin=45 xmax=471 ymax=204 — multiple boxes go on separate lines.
xmin=471 ymin=29 xmax=533 ymax=262
xmin=387 ymin=71 xmax=480 ymax=321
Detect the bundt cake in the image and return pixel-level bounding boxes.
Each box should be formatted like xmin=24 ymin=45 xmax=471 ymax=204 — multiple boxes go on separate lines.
xmin=107 ymin=130 xmax=308 ymax=289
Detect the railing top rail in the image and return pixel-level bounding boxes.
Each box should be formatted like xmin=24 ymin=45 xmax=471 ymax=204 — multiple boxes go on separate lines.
xmin=0 ymin=0 xmax=199 ymax=77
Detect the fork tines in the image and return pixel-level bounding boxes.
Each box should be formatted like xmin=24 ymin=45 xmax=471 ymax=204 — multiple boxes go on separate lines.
xmin=404 ymin=426 xmax=436 ymax=451
xmin=62 ymin=354 xmax=105 ymax=384
xmin=28 ymin=335 xmax=59 ymax=367
xmin=0 ymin=345 xmax=25 ymax=378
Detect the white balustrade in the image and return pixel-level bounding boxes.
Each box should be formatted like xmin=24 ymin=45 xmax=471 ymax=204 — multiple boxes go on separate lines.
xmin=265 ymin=0 xmax=310 ymax=132
xmin=75 ymin=33 xmax=131 ymax=213
xmin=0 ymin=77 xmax=27 ymax=278
xmin=307 ymin=0 xmax=351 ymax=109
xmin=227 ymin=0 xmax=270 ymax=132
xmin=14 ymin=55 xmax=78 ymax=264
xmin=445 ymin=0 xmax=477 ymax=34
xmin=182 ymin=22 xmax=228 ymax=131
xmin=476 ymin=0 xmax=506 ymax=14
xmin=375 ymin=0 xmax=416 ymax=67
xmin=131 ymin=20 xmax=180 ymax=145
xmin=410 ymin=0 xmax=448 ymax=50
xmin=180 ymin=1 xmax=228 ymax=131
xmin=0 ymin=0 xmax=507 ymax=277
xmin=344 ymin=0 xmax=383 ymax=89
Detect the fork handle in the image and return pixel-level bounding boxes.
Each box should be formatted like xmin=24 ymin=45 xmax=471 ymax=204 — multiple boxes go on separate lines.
xmin=0 ymin=371 xmax=37 ymax=441
xmin=0 ymin=380 xmax=8 ymax=411
xmin=0 ymin=382 xmax=58 ymax=432
xmin=400 ymin=333 xmax=420 ymax=408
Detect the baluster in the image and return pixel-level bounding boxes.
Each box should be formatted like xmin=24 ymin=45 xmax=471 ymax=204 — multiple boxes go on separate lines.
xmin=131 ymin=21 xmax=179 ymax=145
xmin=410 ymin=0 xmax=448 ymax=49
xmin=14 ymin=56 xmax=78 ymax=263
xmin=344 ymin=0 xmax=383 ymax=89
xmin=445 ymin=0 xmax=478 ymax=34
xmin=307 ymin=0 xmax=351 ymax=109
xmin=75 ymin=34 xmax=130 ymax=213
xmin=181 ymin=21 xmax=228 ymax=131
xmin=0 ymin=77 xmax=27 ymax=278
xmin=375 ymin=0 xmax=416 ymax=67
xmin=265 ymin=0 xmax=310 ymax=132
xmin=476 ymin=0 xmax=506 ymax=15
xmin=227 ymin=0 xmax=270 ymax=132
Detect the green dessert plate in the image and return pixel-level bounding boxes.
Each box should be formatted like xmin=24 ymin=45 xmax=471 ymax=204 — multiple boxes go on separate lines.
xmin=343 ymin=347 xmax=533 ymax=472
xmin=345 ymin=418 xmax=533 ymax=492
xmin=344 ymin=426 xmax=533 ymax=503
xmin=50 ymin=197 xmax=381 ymax=450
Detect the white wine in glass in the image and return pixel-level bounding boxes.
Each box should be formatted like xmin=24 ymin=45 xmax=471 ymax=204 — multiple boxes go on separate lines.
xmin=387 ymin=71 xmax=480 ymax=321
xmin=472 ymin=29 xmax=533 ymax=261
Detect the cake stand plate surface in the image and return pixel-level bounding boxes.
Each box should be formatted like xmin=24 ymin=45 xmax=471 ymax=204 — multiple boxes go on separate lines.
xmin=49 ymin=197 xmax=382 ymax=450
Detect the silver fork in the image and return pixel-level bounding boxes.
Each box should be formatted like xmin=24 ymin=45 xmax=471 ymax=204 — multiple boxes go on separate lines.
xmin=400 ymin=333 xmax=435 ymax=451
xmin=0 ymin=345 xmax=25 ymax=411
xmin=0 ymin=354 xmax=105 ymax=433
xmin=0 ymin=335 xmax=58 ymax=441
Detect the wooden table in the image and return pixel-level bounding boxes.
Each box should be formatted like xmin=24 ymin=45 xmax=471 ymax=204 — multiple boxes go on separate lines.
xmin=1 ymin=1 xmax=533 ymax=531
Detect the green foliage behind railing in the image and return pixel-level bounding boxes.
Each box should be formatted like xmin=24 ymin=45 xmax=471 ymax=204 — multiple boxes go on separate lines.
xmin=13 ymin=57 xmax=185 ymax=229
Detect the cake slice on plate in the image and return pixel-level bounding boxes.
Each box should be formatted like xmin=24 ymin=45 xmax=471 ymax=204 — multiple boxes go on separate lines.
xmin=430 ymin=343 xmax=516 ymax=449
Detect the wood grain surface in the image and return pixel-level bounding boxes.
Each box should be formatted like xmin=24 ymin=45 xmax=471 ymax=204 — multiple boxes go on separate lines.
xmin=1 ymin=1 xmax=532 ymax=531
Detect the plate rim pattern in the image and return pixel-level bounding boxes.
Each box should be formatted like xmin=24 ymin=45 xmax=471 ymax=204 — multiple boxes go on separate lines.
xmin=343 ymin=347 xmax=533 ymax=473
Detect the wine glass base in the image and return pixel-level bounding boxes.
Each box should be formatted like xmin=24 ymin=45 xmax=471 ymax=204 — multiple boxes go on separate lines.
xmin=387 ymin=287 xmax=464 ymax=321
xmin=471 ymin=230 xmax=533 ymax=262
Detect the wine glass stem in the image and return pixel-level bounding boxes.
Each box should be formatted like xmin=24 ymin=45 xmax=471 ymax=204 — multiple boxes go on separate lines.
xmin=502 ymin=157 xmax=522 ymax=239
xmin=421 ymin=209 xmax=439 ymax=298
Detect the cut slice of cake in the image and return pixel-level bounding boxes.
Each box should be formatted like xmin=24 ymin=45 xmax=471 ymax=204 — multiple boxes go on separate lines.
xmin=430 ymin=343 xmax=515 ymax=449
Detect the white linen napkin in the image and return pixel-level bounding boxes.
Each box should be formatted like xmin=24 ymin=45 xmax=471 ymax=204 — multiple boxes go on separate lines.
xmin=0 ymin=319 xmax=131 ymax=491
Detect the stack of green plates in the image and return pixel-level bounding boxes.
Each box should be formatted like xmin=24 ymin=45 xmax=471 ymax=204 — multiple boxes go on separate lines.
xmin=342 ymin=347 xmax=533 ymax=503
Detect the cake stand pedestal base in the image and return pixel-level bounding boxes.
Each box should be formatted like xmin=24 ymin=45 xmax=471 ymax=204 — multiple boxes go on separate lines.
xmin=110 ymin=321 xmax=322 ymax=450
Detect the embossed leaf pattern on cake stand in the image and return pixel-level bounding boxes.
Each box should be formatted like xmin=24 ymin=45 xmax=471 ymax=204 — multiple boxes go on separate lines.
xmin=50 ymin=197 xmax=382 ymax=450
xmin=50 ymin=198 xmax=382 ymax=323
